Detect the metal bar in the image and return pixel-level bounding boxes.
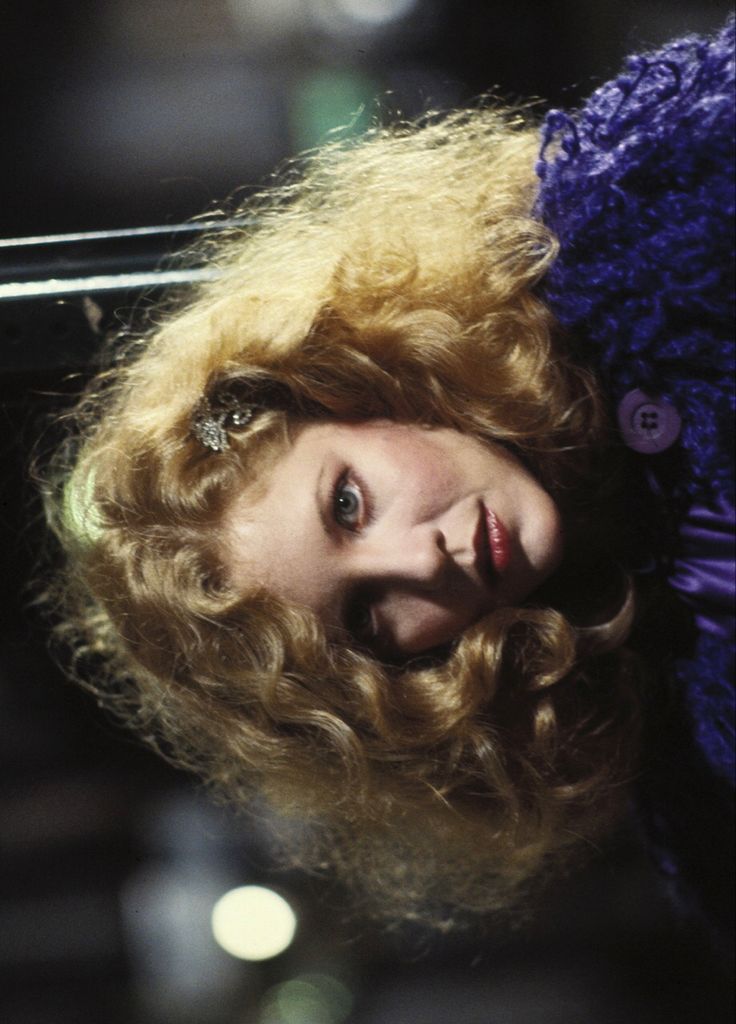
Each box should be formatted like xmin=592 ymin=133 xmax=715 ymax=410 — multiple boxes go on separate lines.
xmin=0 ymin=218 xmax=250 ymax=250
xmin=0 ymin=268 xmax=220 ymax=301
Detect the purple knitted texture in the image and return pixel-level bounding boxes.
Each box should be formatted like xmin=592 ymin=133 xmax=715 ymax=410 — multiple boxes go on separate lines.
xmin=535 ymin=18 xmax=735 ymax=504
xmin=535 ymin=21 xmax=735 ymax=944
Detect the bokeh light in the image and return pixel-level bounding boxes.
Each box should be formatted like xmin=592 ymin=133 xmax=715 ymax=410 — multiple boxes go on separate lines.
xmin=211 ymin=885 xmax=297 ymax=961
xmin=333 ymin=0 xmax=418 ymax=26
xmin=259 ymin=973 xmax=354 ymax=1024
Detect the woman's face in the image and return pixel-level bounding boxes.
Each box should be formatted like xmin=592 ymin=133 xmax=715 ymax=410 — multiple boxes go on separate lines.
xmin=225 ymin=421 xmax=563 ymax=659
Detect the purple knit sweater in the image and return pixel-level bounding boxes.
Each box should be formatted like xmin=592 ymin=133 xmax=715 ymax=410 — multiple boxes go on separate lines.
xmin=535 ymin=19 xmax=735 ymax=944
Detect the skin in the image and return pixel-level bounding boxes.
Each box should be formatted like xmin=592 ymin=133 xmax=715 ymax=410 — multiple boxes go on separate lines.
xmin=225 ymin=420 xmax=564 ymax=659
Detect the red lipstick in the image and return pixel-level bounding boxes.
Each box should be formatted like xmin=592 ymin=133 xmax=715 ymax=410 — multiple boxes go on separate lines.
xmin=485 ymin=507 xmax=510 ymax=573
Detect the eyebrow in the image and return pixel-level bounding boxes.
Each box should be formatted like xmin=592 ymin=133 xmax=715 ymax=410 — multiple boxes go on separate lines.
xmin=316 ymin=463 xmax=333 ymax=538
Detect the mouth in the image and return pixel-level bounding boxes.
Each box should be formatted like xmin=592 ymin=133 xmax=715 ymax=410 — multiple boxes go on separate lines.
xmin=473 ymin=503 xmax=495 ymax=586
xmin=480 ymin=503 xmax=511 ymax=575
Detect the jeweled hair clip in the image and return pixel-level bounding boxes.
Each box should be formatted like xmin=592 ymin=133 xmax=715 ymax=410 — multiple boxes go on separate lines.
xmin=191 ymin=392 xmax=256 ymax=452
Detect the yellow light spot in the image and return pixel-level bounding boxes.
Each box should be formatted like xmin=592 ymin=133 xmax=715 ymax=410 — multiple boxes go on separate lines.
xmin=211 ymin=885 xmax=297 ymax=961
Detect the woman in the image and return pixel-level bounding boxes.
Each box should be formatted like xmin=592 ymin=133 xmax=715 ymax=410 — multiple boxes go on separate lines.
xmin=44 ymin=20 xmax=734 ymax=930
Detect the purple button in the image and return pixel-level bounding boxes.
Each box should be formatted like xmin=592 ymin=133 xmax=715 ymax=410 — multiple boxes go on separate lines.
xmin=617 ymin=389 xmax=682 ymax=454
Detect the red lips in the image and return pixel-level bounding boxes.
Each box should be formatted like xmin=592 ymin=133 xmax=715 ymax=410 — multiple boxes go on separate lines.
xmin=473 ymin=503 xmax=510 ymax=583
xmin=485 ymin=507 xmax=510 ymax=573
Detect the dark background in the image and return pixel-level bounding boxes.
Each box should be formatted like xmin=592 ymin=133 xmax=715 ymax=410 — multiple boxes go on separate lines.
xmin=1 ymin=2 xmax=733 ymax=1023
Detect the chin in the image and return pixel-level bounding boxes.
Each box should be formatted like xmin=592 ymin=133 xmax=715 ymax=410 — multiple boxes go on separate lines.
xmin=528 ymin=509 xmax=564 ymax=575
xmin=511 ymin=537 xmax=563 ymax=605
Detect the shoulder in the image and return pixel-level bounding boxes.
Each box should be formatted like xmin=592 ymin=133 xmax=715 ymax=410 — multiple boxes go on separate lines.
xmin=535 ymin=18 xmax=735 ymax=506
xmin=535 ymin=21 xmax=735 ymax=945
xmin=536 ymin=18 xmax=735 ymax=211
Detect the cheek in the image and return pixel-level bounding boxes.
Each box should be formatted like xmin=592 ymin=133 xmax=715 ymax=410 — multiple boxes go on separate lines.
xmin=382 ymin=439 xmax=461 ymax=506
xmin=385 ymin=593 xmax=476 ymax=655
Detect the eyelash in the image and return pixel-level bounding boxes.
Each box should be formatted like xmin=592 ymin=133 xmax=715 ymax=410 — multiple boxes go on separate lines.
xmin=346 ymin=599 xmax=375 ymax=643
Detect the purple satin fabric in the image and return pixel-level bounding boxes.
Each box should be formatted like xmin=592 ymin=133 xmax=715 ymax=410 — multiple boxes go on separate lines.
xmin=668 ymin=495 xmax=736 ymax=642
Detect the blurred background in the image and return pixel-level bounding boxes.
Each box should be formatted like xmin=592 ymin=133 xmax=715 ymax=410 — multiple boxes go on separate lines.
xmin=1 ymin=2 xmax=733 ymax=1022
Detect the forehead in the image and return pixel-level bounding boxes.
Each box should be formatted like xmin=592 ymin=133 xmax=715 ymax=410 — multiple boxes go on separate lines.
xmin=223 ymin=420 xmax=347 ymax=621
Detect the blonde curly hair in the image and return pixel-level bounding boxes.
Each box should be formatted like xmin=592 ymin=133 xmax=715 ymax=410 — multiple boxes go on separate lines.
xmin=42 ymin=106 xmax=642 ymax=927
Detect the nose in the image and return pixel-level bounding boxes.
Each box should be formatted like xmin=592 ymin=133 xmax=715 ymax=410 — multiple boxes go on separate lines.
xmin=351 ymin=523 xmax=448 ymax=591
xmin=346 ymin=523 xmax=476 ymax=656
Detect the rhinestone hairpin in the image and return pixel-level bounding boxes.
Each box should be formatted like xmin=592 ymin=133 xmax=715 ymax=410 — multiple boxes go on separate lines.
xmin=191 ymin=393 xmax=255 ymax=452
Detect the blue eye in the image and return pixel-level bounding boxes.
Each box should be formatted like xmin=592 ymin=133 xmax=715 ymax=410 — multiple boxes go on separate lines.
xmin=333 ymin=477 xmax=363 ymax=530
